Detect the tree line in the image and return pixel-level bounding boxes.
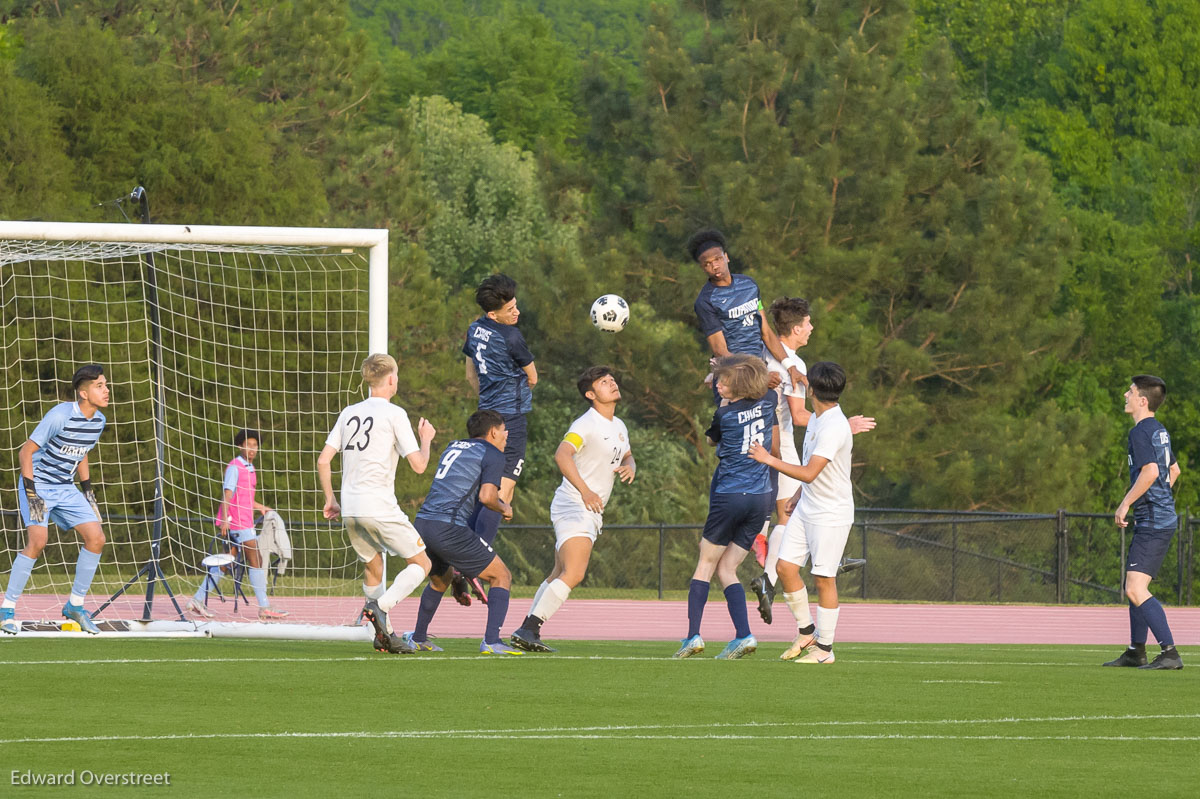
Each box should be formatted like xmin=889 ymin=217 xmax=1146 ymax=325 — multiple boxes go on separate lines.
xmin=2 ymin=0 xmax=1197 ymax=532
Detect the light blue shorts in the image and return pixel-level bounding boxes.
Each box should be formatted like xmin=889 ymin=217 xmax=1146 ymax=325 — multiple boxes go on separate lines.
xmin=226 ymin=528 xmax=257 ymax=545
xmin=18 ymin=478 xmax=99 ymax=530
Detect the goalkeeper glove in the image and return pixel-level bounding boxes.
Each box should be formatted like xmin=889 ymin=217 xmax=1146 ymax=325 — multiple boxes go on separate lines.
xmin=23 ymin=482 xmax=46 ymax=524
xmin=79 ymin=479 xmax=102 ymax=522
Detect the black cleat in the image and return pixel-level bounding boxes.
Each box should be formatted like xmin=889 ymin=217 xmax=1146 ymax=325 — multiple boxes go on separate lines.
xmin=372 ymin=631 xmax=390 ymax=653
xmin=362 ymin=600 xmax=391 ymax=639
xmin=468 ymin=574 xmax=488 ymax=605
xmin=450 ymin=571 xmax=472 ymax=607
xmin=382 ymin=632 xmax=417 ymax=654
xmin=510 ymin=627 xmax=557 ymax=653
xmin=1138 ymin=649 xmax=1183 ymax=671
xmin=749 ymin=572 xmax=775 ymax=624
xmin=1102 ymin=647 xmax=1148 ymax=667
xmin=838 ymin=558 xmax=866 ymax=575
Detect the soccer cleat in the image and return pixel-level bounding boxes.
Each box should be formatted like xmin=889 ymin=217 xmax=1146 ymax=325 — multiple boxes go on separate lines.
xmin=752 ymin=532 xmax=768 ymax=568
xmin=468 ymin=575 xmax=488 ymax=605
xmin=673 ymin=634 xmax=705 ymax=659
xmin=379 ymin=632 xmax=416 ymax=654
xmin=1102 ymin=647 xmax=1148 ymax=667
xmin=838 ymin=558 xmax=866 ymax=575
xmin=185 ymin=598 xmax=215 ymax=620
xmin=780 ymin=630 xmax=816 ymax=661
xmin=796 ymin=647 xmax=835 ymax=664
xmin=450 ymin=571 xmax=472 ymax=607
xmin=510 ymin=627 xmax=557 ymax=653
xmin=362 ymin=600 xmax=391 ymax=637
xmin=479 ymin=641 xmax=524 ymax=655
xmin=1138 ymin=649 xmax=1184 ymax=671
xmin=1 ymin=607 xmax=18 ymax=636
xmin=372 ymin=631 xmax=390 ymax=653
xmin=749 ymin=572 xmax=775 ymax=624
xmin=258 ymin=607 xmax=289 ymax=622
xmin=714 ymin=635 xmax=758 ymax=660
xmin=401 ymin=632 xmax=444 ymax=652
xmin=62 ymin=603 xmax=100 ymax=635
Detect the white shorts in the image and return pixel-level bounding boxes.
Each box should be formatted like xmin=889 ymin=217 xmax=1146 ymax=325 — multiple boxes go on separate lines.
xmin=344 ymin=513 xmax=425 ymax=562
xmin=776 ymin=434 xmax=802 ymax=502
xmin=778 ymin=515 xmax=852 ymax=577
xmin=550 ymin=496 xmax=603 ymax=549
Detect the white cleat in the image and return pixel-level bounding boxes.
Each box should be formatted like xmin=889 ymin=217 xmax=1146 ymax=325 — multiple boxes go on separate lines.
xmin=780 ymin=631 xmax=816 ymax=661
xmin=186 ymin=599 xmax=215 ymax=619
xmin=795 ymin=647 xmax=835 ymax=664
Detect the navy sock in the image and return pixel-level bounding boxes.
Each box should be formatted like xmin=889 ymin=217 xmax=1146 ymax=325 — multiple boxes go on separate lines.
xmin=724 ymin=583 xmax=752 ymax=639
xmin=484 ymin=587 xmax=510 ymax=644
xmin=413 ymin=584 xmax=444 ymax=641
xmin=687 ymin=579 xmax=709 ymax=639
xmin=1138 ymin=596 xmax=1174 ymax=648
xmin=473 ymin=507 xmax=502 ymax=546
xmin=1128 ymin=601 xmax=1148 ymax=646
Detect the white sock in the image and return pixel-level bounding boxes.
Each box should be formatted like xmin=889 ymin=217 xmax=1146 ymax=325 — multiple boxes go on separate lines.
xmin=380 ymin=563 xmax=427 ymax=611
xmin=764 ymin=524 xmax=785 ymax=585
xmin=531 ymin=579 xmax=571 ymax=623
xmin=1 ymin=599 xmax=15 ymax=610
xmin=363 ymin=582 xmax=385 ymax=600
xmin=782 ymin=587 xmax=813 ymax=629
xmin=816 ymin=605 xmax=840 ymax=647
xmin=530 ymin=580 xmax=551 ymax=612
xmin=249 ymin=567 xmax=270 ymax=608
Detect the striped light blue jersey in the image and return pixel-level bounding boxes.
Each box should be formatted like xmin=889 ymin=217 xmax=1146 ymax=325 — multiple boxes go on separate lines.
xmin=29 ymin=402 xmax=106 ymax=486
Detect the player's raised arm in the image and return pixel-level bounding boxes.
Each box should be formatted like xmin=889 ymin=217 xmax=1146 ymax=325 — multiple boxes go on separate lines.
xmin=316 ymin=444 xmax=340 ymax=519
xmin=405 ymin=417 xmax=437 ymax=474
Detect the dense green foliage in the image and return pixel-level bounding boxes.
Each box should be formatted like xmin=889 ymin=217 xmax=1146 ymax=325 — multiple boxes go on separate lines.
xmin=3 ymin=0 xmax=1198 ymax=547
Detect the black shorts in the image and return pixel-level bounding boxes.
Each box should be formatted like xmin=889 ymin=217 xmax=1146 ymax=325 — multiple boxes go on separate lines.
xmin=702 ymin=491 xmax=773 ymax=551
xmin=1127 ymin=525 xmax=1175 ymax=578
xmin=414 ymin=517 xmax=498 ymax=579
xmin=501 ymin=412 xmax=528 ymax=482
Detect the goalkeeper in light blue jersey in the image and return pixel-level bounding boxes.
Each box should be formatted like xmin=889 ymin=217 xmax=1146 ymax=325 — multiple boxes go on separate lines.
xmin=2 ymin=365 xmax=111 ymax=636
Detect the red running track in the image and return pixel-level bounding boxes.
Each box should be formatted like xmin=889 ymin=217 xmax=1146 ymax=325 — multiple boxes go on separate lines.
xmin=11 ymin=594 xmax=1199 ymax=645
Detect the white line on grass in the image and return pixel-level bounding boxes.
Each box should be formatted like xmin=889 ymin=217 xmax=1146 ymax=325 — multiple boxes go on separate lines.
xmin=0 ymin=655 xmax=1107 ymax=667
xmin=921 ymin=680 xmax=1002 ymax=684
xmin=2 ymin=713 xmax=1196 ymax=746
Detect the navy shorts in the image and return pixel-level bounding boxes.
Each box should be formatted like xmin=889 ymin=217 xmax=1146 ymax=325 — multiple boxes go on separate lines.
xmin=414 ymin=517 xmax=498 ymax=579
xmin=501 ymin=413 xmax=528 ymax=482
xmin=1127 ymin=525 xmax=1176 ymax=578
xmin=702 ymin=491 xmax=773 ymax=550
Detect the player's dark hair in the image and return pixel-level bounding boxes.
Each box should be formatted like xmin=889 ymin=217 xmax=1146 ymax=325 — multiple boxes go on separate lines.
xmin=769 ymin=297 xmax=811 ymax=336
xmin=467 ymin=409 xmax=505 ymax=438
xmin=713 ymin=354 xmax=769 ymax=401
xmin=1132 ymin=374 xmax=1167 ymax=412
xmin=475 ymin=273 xmax=518 ymax=312
xmin=686 ymin=228 xmax=727 ymax=262
xmin=71 ymin=364 xmax=104 ymax=393
xmin=234 ymin=428 xmax=261 ymax=447
xmin=577 ymin=366 xmax=616 ymax=401
xmin=808 ymin=361 xmax=846 ymax=403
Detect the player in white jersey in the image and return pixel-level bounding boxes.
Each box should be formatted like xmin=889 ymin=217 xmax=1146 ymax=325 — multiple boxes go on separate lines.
xmin=750 ymin=361 xmax=855 ymax=664
xmin=750 ymin=297 xmax=873 ymax=623
xmin=317 ymin=353 xmax=436 ymax=654
xmin=509 ymin=366 xmax=635 ymax=652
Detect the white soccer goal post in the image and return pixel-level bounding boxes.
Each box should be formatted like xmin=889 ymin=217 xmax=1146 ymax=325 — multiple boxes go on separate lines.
xmin=1 ymin=221 xmax=387 ymax=637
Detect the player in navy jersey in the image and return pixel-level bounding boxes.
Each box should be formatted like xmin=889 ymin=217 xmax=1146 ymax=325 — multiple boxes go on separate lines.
xmin=686 ymin=228 xmax=803 ymax=398
xmin=2 ymin=365 xmax=111 ymax=636
xmin=404 ymin=409 xmax=524 ymax=655
xmin=1103 ymin=375 xmax=1184 ymax=670
xmin=459 ymin=274 xmax=537 ymax=602
xmin=674 ymin=355 xmax=779 ymax=660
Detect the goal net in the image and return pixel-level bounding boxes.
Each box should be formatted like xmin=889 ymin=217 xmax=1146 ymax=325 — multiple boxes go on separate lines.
xmin=0 ymin=222 xmax=388 ymax=632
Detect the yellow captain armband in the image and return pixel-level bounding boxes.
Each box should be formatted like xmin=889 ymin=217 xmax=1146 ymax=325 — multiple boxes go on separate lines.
xmin=563 ymin=432 xmax=584 ymax=451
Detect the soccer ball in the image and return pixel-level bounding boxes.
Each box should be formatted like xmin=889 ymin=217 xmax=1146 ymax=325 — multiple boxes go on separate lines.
xmin=590 ymin=294 xmax=629 ymax=332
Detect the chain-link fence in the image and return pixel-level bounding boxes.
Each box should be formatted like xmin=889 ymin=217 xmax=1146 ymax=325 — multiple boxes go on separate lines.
xmin=493 ymin=509 xmax=1198 ymax=605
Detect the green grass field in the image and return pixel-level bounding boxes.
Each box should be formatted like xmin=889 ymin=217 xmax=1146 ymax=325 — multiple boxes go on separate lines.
xmin=2 ymin=638 xmax=1197 ymax=797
